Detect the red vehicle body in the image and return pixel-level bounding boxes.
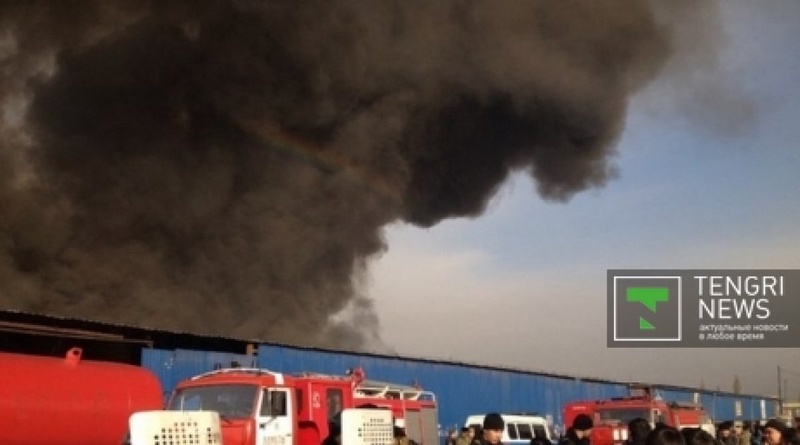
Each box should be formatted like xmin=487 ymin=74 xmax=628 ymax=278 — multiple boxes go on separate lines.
xmin=167 ymin=366 xmax=439 ymax=445
xmin=0 ymin=347 xmax=164 ymax=445
xmin=563 ymin=395 xmax=711 ymax=445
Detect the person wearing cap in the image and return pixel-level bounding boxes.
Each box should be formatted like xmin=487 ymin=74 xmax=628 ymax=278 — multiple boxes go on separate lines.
xmin=559 ymin=414 xmax=593 ymax=445
xmin=470 ymin=413 xmax=506 ymax=445
xmin=762 ymin=419 xmax=786 ymax=445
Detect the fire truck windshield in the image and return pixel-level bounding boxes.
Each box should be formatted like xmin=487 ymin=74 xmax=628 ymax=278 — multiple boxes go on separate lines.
xmin=596 ymin=408 xmax=651 ymax=425
xmin=169 ymin=384 xmax=258 ymax=418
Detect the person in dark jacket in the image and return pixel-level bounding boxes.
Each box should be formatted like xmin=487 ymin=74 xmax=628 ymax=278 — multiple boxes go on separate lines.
xmin=470 ymin=413 xmax=505 ymax=445
xmin=681 ymin=428 xmax=716 ymax=445
xmin=717 ymin=421 xmax=737 ymax=445
xmin=783 ymin=427 xmax=800 ymax=445
xmin=560 ymin=414 xmax=593 ymax=445
xmin=322 ymin=423 xmax=341 ymax=445
xmin=627 ymin=417 xmax=652 ymax=445
xmin=645 ymin=427 xmax=685 ymax=445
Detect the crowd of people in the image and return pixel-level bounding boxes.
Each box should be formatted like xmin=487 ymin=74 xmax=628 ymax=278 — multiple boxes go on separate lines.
xmin=443 ymin=413 xmax=800 ymax=445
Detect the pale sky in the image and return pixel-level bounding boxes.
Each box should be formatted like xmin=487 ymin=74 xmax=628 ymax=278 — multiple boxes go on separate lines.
xmin=367 ymin=0 xmax=800 ymax=398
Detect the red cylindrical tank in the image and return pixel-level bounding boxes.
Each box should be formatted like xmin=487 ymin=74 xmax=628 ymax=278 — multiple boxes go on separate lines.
xmin=0 ymin=347 xmax=164 ymax=445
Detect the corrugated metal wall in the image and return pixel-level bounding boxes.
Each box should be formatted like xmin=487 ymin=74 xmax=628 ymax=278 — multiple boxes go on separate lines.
xmin=140 ymin=344 xmax=777 ymax=430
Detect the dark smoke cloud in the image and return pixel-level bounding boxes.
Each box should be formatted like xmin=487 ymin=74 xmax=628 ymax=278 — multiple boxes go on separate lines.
xmin=1 ymin=0 xmax=684 ymax=348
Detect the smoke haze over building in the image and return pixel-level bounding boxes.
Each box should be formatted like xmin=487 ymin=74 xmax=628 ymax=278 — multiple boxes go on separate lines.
xmin=1 ymin=1 xmax=711 ymax=348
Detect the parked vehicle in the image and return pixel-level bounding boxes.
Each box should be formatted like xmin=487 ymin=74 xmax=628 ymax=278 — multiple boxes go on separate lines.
xmin=465 ymin=413 xmax=557 ymax=445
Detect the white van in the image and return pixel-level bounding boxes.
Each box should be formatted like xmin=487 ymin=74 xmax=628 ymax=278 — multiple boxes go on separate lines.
xmin=465 ymin=414 xmax=556 ymax=445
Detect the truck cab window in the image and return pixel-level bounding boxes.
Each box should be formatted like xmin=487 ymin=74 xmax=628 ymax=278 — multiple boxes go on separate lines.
xmin=326 ymin=388 xmax=343 ymax=422
xmin=517 ymin=423 xmax=533 ymax=440
xmin=169 ymin=385 xmax=257 ymax=418
xmin=261 ymin=389 xmax=288 ymax=417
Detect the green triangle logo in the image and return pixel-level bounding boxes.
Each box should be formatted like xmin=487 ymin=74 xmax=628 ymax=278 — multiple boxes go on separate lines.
xmin=639 ymin=317 xmax=655 ymax=330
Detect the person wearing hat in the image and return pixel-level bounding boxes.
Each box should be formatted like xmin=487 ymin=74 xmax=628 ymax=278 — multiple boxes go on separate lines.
xmin=559 ymin=414 xmax=593 ymax=445
xmin=762 ymin=419 xmax=787 ymax=445
xmin=470 ymin=413 xmax=506 ymax=445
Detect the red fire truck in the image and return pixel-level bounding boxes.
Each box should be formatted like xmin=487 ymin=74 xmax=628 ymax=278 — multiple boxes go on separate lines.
xmin=166 ymin=365 xmax=439 ymax=445
xmin=563 ymin=393 xmax=712 ymax=445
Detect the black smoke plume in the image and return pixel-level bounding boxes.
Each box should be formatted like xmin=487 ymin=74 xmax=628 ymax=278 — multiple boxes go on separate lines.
xmin=0 ymin=1 xmax=681 ymax=348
